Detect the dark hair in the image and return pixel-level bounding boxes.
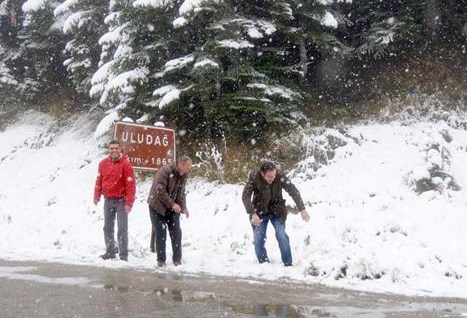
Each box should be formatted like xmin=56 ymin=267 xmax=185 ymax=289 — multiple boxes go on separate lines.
xmin=109 ymin=140 xmax=120 ymax=147
xmin=260 ymin=161 xmax=276 ymax=173
xmin=177 ymin=156 xmax=192 ymax=164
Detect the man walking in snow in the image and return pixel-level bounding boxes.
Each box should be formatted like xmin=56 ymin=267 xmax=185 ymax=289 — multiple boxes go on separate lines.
xmin=94 ymin=140 xmax=136 ymax=261
xmin=147 ymin=156 xmax=192 ymax=267
xmin=242 ymin=161 xmax=310 ymax=266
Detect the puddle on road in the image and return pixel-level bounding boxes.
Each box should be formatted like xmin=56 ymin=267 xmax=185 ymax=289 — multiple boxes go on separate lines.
xmin=171 ymin=289 xmax=217 ymax=302
xmin=231 ymin=304 xmax=334 ymax=318
xmin=98 ymin=282 xmax=467 ymax=318
xmin=5 ymin=265 xmax=465 ymax=318
xmin=230 ymin=303 xmax=467 ymax=318
xmin=0 ymin=266 xmax=94 ymax=287
xmin=103 ymin=283 xmax=217 ymax=303
xmin=103 ymin=284 xmax=130 ymax=293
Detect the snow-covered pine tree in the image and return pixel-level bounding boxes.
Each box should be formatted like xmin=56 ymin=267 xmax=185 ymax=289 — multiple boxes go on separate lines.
xmin=261 ymin=0 xmax=351 ymax=80
xmin=143 ymin=0 xmax=350 ymax=140
xmin=0 ymin=46 xmax=19 ymax=108
xmin=90 ymin=0 xmax=150 ymax=123
xmin=90 ymin=0 xmax=353 ymax=140
xmin=119 ymin=0 xmax=304 ymax=140
xmin=54 ymin=0 xmax=108 ymax=94
xmin=146 ymin=0 xmax=297 ymax=140
xmin=349 ymin=0 xmax=426 ymax=59
xmin=17 ymin=0 xmax=68 ymax=101
xmin=0 ymin=0 xmax=22 ymax=107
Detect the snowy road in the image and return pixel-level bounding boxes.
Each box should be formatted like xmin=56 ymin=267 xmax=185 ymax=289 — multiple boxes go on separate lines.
xmin=1 ymin=259 xmax=467 ymax=318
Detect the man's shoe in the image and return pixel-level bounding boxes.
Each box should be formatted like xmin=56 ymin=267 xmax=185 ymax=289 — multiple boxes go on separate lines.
xmin=157 ymin=261 xmax=165 ymax=267
xmin=173 ymin=261 xmax=181 ymax=267
xmin=120 ymin=255 xmax=128 ymax=261
xmin=100 ymin=252 xmax=116 ymax=260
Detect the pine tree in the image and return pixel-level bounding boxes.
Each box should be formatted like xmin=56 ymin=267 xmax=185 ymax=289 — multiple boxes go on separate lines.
xmin=89 ymin=0 xmax=351 ymax=140
xmin=90 ymin=0 xmax=150 ymax=115
xmin=0 ymin=0 xmax=23 ymax=107
xmin=54 ymin=0 xmax=108 ymax=94
xmin=17 ymin=0 xmax=68 ymax=101
xmin=145 ymin=0 xmax=350 ymax=139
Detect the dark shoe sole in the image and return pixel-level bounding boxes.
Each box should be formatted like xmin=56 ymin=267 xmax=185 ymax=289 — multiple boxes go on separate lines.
xmin=100 ymin=253 xmax=116 ymax=260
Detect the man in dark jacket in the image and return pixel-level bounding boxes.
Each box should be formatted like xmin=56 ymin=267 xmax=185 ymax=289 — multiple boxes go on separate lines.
xmin=147 ymin=156 xmax=192 ymax=267
xmin=94 ymin=140 xmax=136 ymax=261
xmin=242 ymin=161 xmax=310 ymax=266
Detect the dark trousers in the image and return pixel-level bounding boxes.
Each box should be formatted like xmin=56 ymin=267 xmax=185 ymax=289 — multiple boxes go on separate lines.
xmin=149 ymin=206 xmax=182 ymax=263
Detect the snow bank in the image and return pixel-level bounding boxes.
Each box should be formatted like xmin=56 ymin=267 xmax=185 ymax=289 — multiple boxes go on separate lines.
xmin=1 ymin=110 xmax=467 ymax=299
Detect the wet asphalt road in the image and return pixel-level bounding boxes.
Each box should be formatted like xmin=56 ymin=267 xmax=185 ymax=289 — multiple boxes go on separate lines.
xmin=1 ymin=259 xmax=467 ymax=318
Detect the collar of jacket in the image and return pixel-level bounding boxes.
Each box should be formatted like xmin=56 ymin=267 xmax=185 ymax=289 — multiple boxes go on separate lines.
xmin=170 ymin=163 xmax=183 ymax=178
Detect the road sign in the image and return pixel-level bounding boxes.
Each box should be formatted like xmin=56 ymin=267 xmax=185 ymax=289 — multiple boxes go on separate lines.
xmin=113 ymin=122 xmax=176 ymax=171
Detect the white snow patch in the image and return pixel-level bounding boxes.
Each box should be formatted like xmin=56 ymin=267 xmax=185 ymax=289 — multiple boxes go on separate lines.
xmin=2 ymin=112 xmax=467 ymax=300
xmin=63 ymin=11 xmax=89 ymax=34
xmin=173 ymin=17 xmax=188 ymax=28
xmin=133 ymin=0 xmax=173 ymax=8
xmin=247 ymin=27 xmax=263 ymax=39
xmin=217 ymin=39 xmax=254 ymax=49
xmin=193 ymin=59 xmax=219 ymax=69
xmin=163 ymin=54 xmax=195 ymax=73
xmin=153 ymin=85 xmax=177 ymax=97
xmin=159 ymin=88 xmax=181 ymax=108
xmin=179 ymin=0 xmax=219 ymax=16
xmin=54 ymin=0 xmax=80 ymax=16
xmin=22 ymin=0 xmax=47 ymax=13
xmin=320 ymin=11 xmax=338 ymax=29
xmin=94 ymin=111 xmax=119 ymax=138
xmin=99 ymin=68 xmax=149 ymax=105
xmin=247 ymin=83 xmax=299 ymax=100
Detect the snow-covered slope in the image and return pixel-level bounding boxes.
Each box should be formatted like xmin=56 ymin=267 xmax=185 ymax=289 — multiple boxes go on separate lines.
xmin=1 ymin=110 xmax=467 ymax=298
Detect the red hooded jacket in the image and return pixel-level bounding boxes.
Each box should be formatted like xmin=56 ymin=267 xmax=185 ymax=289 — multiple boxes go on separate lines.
xmin=94 ymin=155 xmax=136 ymax=208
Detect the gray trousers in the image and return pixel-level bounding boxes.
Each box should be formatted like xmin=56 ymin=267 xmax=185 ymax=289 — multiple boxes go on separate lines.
xmin=103 ymin=198 xmax=128 ymax=257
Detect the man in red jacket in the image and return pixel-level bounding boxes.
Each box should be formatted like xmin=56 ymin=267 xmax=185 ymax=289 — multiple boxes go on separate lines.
xmin=94 ymin=140 xmax=136 ymax=261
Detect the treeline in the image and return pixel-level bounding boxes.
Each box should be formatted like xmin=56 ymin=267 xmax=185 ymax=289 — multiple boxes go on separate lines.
xmin=0 ymin=0 xmax=466 ymax=141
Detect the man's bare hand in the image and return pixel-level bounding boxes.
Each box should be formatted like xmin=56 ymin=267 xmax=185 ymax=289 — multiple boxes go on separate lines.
xmin=251 ymin=213 xmax=261 ymax=227
xmin=300 ymin=209 xmax=310 ymax=222
xmin=93 ymin=199 xmax=99 ymax=206
xmin=172 ymin=204 xmax=182 ymax=213
xmin=124 ymin=205 xmax=132 ymax=214
xmin=183 ymin=210 xmax=190 ymax=218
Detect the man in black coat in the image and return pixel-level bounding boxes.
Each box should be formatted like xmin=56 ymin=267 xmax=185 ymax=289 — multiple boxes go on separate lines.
xmin=242 ymin=161 xmax=310 ymax=266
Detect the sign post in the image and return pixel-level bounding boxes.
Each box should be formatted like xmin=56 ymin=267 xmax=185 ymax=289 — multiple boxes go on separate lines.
xmin=113 ymin=122 xmax=176 ymax=171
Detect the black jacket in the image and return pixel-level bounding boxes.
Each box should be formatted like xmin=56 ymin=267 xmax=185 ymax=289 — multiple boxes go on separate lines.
xmin=242 ymin=171 xmax=305 ymax=220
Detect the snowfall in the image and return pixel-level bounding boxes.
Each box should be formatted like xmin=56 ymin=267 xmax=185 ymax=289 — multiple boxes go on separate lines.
xmin=1 ymin=107 xmax=467 ymax=300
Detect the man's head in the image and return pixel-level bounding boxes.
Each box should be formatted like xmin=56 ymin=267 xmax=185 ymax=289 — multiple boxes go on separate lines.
xmin=176 ymin=156 xmax=192 ymax=175
xmin=260 ymin=161 xmax=277 ymax=184
xmin=108 ymin=140 xmax=121 ymax=161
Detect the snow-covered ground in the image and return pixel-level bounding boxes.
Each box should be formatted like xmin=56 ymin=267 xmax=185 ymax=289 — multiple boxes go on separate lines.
xmin=1 ymin=109 xmax=467 ymax=299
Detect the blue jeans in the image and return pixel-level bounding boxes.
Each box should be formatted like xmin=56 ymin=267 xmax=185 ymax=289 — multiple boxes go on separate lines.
xmin=252 ymin=214 xmax=292 ymax=266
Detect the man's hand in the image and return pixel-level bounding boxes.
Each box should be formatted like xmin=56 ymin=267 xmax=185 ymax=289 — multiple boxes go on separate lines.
xmin=172 ymin=204 xmax=182 ymax=213
xmin=124 ymin=205 xmax=132 ymax=214
xmin=300 ymin=209 xmax=310 ymax=222
xmin=251 ymin=213 xmax=261 ymax=227
xmin=183 ymin=209 xmax=190 ymax=218
xmin=93 ymin=199 xmax=99 ymax=206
